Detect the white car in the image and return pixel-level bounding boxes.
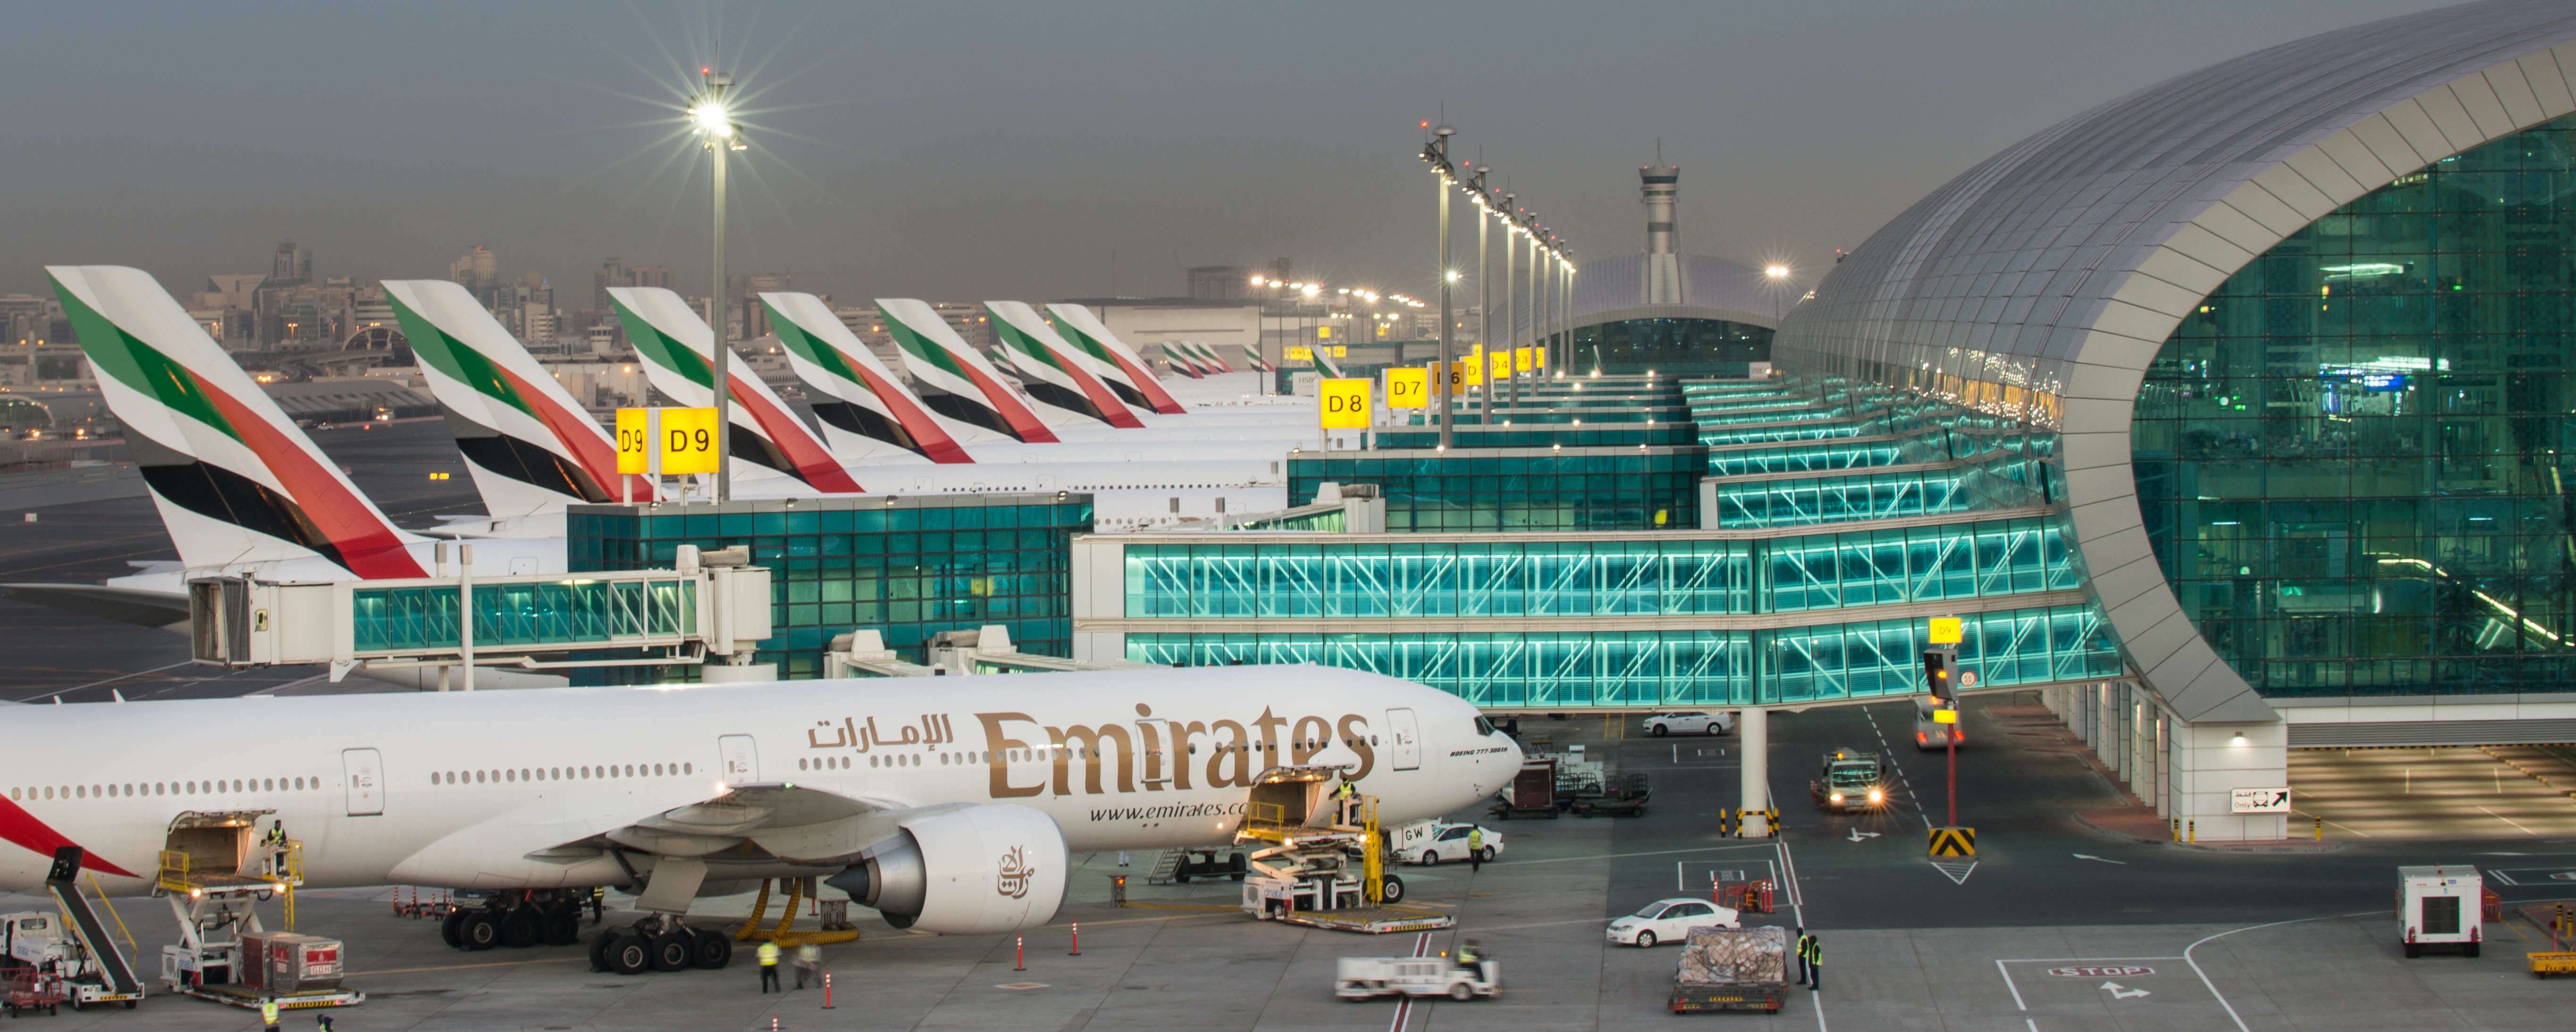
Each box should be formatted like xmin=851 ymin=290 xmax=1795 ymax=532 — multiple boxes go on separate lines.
xmin=1607 ymin=898 xmax=1741 ymax=948
xmin=1399 ymin=821 xmax=1503 ymax=865
xmin=1644 ymin=711 xmax=1734 ymax=737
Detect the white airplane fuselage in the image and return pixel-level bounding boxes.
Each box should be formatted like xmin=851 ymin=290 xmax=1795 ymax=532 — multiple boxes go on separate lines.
xmin=0 ymin=667 xmax=1519 ymax=898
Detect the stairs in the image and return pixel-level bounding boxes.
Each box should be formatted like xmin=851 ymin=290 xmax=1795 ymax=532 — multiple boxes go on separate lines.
xmin=1145 ymin=848 xmax=1187 ymax=886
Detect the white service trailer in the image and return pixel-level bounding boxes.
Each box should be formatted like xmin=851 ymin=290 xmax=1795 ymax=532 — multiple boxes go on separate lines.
xmin=2396 ymin=864 xmax=2483 ymax=957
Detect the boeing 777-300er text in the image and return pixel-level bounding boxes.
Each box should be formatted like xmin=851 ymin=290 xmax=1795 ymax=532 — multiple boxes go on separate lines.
xmin=0 ymin=667 xmax=1520 ymax=972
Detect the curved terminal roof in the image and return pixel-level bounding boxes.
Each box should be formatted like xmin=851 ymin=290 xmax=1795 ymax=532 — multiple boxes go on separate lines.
xmin=1772 ymin=0 xmax=2576 ymax=722
xmin=1566 ymin=253 xmax=1783 ymax=332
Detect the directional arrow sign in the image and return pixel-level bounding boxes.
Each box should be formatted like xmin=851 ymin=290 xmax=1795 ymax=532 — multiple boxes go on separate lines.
xmin=1848 ymin=829 xmax=1881 ymax=843
xmin=2072 ymin=853 xmax=2127 ymax=864
xmin=2101 ymin=982 xmax=2151 ymax=1000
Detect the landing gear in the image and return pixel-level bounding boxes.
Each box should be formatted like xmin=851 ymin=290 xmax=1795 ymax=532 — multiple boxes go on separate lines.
xmin=588 ymin=915 xmax=728 ymax=975
xmin=602 ymin=934 xmax=650 ymax=975
xmin=498 ymin=910 xmax=540 ymax=949
xmin=441 ymin=890 xmax=594 ymax=953
xmin=457 ymin=910 xmax=500 ymax=951
xmin=691 ymin=931 xmax=732 ymax=970
xmin=540 ymin=907 xmax=582 ymax=947
xmin=439 ymin=910 xmax=466 ymax=949
xmin=649 ymin=931 xmax=692 ymax=972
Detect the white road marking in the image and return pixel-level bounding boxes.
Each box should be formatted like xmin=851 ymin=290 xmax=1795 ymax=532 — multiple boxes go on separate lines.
xmin=13 ymin=660 xmax=191 ymax=702
xmin=2477 ymin=805 xmax=2539 ymax=836
xmin=2071 ymin=854 xmax=2125 ymax=864
xmin=1388 ymin=930 xmax=1431 ymax=1032
xmin=1516 ymin=844 xmax=1778 ymax=867
xmin=2182 ymin=912 xmax=2375 ymax=1032
xmin=1847 ymin=828 xmax=1880 ymax=842
xmin=2101 ymin=981 xmax=2149 ymax=999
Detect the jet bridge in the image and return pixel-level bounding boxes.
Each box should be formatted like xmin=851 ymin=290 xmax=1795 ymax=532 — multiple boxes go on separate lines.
xmin=188 ymin=545 xmax=771 ymax=685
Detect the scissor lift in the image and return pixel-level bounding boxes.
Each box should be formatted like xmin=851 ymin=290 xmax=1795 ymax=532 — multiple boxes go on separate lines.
xmin=1235 ymin=768 xmax=1452 ymax=934
xmin=152 ymin=814 xmax=362 ymax=1011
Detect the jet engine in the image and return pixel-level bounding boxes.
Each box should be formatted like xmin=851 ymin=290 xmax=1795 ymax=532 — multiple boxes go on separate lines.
xmin=824 ymin=804 xmax=1067 ymax=934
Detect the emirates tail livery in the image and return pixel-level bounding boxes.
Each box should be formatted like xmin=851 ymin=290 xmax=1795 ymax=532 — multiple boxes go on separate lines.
xmin=1043 ymin=303 xmax=1186 ymax=415
xmin=758 ymin=292 xmax=973 ymax=465
xmin=0 ymin=668 xmax=1520 ymax=962
xmin=984 ymin=301 xmax=1145 ymax=429
xmin=609 ymin=287 xmax=867 ymax=496
xmin=385 ymin=279 xmax=661 ymax=524
xmin=876 ymin=298 xmax=1058 ymax=444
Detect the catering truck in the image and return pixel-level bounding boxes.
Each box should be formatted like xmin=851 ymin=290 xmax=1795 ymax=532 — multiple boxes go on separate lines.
xmin=2397 ymin=865 xmax=2483 ymax=957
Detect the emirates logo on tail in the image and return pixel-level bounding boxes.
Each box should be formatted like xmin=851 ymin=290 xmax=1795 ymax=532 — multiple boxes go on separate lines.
xmin=995 ymin=845 xmax=1035 ymax=899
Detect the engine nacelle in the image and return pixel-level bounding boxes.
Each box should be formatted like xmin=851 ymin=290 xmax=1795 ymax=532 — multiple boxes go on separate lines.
xmin=824 ymin=805 xmax=1066 ymax=934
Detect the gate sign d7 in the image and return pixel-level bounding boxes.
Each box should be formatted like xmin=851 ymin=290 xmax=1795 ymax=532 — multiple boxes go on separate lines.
xmin=2231 ymin=787 xmax=2291 ymax=814
xmin=1385 ymin=368 xmax=1429 ymax=410
xmin=1320 ymin=378 xmax=1373 ymax=429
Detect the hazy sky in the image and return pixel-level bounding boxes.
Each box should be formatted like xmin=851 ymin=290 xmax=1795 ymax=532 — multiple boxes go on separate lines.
xmin=1 ymin=0 xmax=2455 ymax=307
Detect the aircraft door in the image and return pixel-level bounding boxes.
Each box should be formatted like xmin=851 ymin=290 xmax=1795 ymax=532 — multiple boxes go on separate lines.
xmin=719 ymin=735 xmax=760 ymax=784
xmin=1384 ymin=708 xmax=1421 ymax=771
xmin=342 ymin=748 xmax=384 ymax=816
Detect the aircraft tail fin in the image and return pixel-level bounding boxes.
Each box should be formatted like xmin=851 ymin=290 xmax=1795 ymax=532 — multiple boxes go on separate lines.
xmin=1043 ymin=303 xmax=1186 ymax=414
xmin=609 ymin=287 xmax=866 ymax=494
xmin=985 ymin=301 xmax=1144 ymax=428
xmin=761 ymin=292 xmax=975 ymax=464
xmin=46 ymin=266 xmax=429 ymax=576
xmin=876 ymin=298 xmax=1059 ymax=444
xmin=384 ymin=280 xmax=655 ymax=514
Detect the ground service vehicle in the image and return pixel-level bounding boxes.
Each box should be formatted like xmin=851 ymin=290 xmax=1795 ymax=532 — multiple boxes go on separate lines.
xmin=1567 ymin=772 xmax=1651 ymax=817
xmin=1392 ymin=822 xmax=1502 ymax=866
xmin=1334 ymin=956 xmax=1500 ymax=1001
xmin=4 ymin=969 xmax=64 ymax=1017
xmin=2398 ymin=865 xmax=2483 ymax=957
xmin=1810 ymin=749 xmax=1890 ymax=813
xmin=1644 ymin=712 xmax=1733 ymax=737
xmin=1608 ymin=898 xmax=1740 ymax=948
xmin=1491 ymin=758 xmax=1560 ymax=819
xmin=1668 ymin=925 xmax=1788 ymax=1013
xmin=1914 ymin=697 xmax=1962 ymax=750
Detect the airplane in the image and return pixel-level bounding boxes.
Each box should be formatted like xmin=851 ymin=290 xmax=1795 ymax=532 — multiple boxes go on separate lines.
xmin=0 ymin=666 xmax=1524 ymax=971
xmin=607 ymin=287 xmax=866 ymax=496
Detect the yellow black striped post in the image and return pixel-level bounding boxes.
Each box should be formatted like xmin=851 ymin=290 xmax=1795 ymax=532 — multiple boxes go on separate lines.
xmin=1928 ymin=826 xmax=1977 ymax=857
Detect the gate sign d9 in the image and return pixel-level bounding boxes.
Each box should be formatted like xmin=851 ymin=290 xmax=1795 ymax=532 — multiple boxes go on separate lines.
xmin=1385 ymin=368 xmax=1429 ymax=410
xmin=657 ymin=407 xmax=722 ymax=473
xmin=614 ymin=408 xmax=651 ymax=474
xmin=1320 ymin=378 xmax=1373 ymax=429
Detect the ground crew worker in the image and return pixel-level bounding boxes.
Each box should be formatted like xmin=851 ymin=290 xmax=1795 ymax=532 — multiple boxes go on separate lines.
xmin=792 ymin=940 xmax=822 ymax=990
xmin=1467 ymin=826 xmax=1484 ymax=872
xmin=756 ymin=939 xmax=782 ymax=993
xmin=1455 ymin=939 xmax=1481 ymax=971
xmin=260 ymin=996 xmax=280 ymax=1032
xmin=313 ymin=1014 xmax=334 ymax=1032
xmin=1793 ymin=927 xmax=1810 ymax=986
xmin=1335 ymin=780 xmax=1359 ymax=824
xmin=263 ymin=821 xmax=289 ymax=878
xmin=1805 ymin=935 xmax=1822 ymax=993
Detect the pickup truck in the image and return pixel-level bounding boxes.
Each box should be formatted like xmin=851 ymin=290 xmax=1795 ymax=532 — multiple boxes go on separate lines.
xmin=1810 ymin=749 xmax=1890 ymax=814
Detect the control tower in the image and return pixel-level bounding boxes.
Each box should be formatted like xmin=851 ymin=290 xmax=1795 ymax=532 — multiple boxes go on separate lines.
xmin=1640 ymin=154 xmax=1682 ymax=305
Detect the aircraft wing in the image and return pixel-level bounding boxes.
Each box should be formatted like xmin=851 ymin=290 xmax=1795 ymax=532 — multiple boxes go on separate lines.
xmin=4 ymin=583 xmax=191 ymax=628
xmin=387 ymin=782 xmax=920 ymax=890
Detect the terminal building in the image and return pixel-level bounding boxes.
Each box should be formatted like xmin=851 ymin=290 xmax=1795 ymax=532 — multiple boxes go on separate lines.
xmin=1770 ymin=0 xmax=2576 ymax=837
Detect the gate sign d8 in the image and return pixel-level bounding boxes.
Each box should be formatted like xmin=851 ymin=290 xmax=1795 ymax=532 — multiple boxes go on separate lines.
xmin=1385 ymin=368 xmax=1429 ymax=410
xmin=657 ymin=407 xmax=723 ymax=474
xmin=614 ymin=408 xmax=651 ymax=474
xmin=1320 ymin=378 xmax=1373 ymax=429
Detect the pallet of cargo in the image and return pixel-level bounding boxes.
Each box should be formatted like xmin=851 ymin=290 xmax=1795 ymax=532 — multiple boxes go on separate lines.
xmin=1272 ymin=906 xmax=1457 ymax=934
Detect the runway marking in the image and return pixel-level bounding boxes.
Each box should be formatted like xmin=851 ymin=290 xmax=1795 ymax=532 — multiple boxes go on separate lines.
xmin=351 ymin=956 xmax=586 ymax=977
xmin=1997 ymin=956 xmax=2190 ymax=1011
xmin=2289 ymin=809 xmax=2373 ymax=838
xmin=9 ymin=661 xmax=191 ymax=703
xmin=1511 ymin=844 xmax=1779 ymax=866
xmin=2181 ymin=912 xmax=2375 ymax=1032
xmin=1388 ymin=930 xmax=1431 ymax=1032
xmin=2476 ymin=805 xmax=2539 ymax=837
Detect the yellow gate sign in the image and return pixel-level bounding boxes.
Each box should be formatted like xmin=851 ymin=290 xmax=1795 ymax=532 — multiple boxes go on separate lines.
xmin=1489 ymin=349 xmax=1512 ymax=380
xmin=1456 ymin=355 xmax=1482 ymax=388
xmin=614 ymin=408 xmax=651 ymax=475
xmin=1320 ymin=378 xmax=1372 ymax=429
xmin=1928 ymin=826 xmax=1976 ymax=857
xmin=1537 ymin=345 xmax=1548 ymax=369
xmin=1928 ymin=617 xmax=1963 ymax=645
xmin=1514 ymin=346 xmax=1532 ymax=373
xmin=657 ymin=407 xmax=722 ymax=474
xmin=1385 ymin=367 xmax=1429 ymax=409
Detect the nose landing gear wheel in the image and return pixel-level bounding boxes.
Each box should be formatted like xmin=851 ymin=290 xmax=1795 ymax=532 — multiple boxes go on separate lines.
xmin=691 ymin=930 xmax=733 ymax=970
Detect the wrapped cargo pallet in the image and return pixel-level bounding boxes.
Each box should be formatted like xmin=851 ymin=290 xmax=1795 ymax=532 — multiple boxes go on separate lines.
xmin=1677 ymin=924 xmax=1787 ymax=985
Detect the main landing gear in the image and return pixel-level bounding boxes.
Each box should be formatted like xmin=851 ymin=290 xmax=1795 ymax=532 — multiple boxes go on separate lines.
xmin=589 ymin=915 xmax=730 ymax=975
xmin=438 ymin=890 xmax=590 ymax=952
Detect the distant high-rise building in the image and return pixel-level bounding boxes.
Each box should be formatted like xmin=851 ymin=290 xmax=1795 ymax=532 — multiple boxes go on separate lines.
xmin=269 ymin=241 xmax=311 ymax=285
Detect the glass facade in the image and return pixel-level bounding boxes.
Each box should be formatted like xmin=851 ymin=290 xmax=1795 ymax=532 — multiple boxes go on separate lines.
xmin=1705 ymin=438 xmax=1908 ymax=477
xmin=1125 ymin=602 xmax=2115 ymax=707
xmin=569 ymin=495 xmax=1093 ymax=677
xmin=2133 ymin=112 xmax=2576 ymax=697
xmin=1287 ymin=449 xmax=1705 ymax=532
xmin=1378 ymin=424 xmax=1703 ymax=450
xmin=348 ymin=578 xmax=697 ymax=653
xmin=1567 ymin=317 xmax=1772 ymax=377
xmin=1120 ymin=515 xmax=2074 ymax=619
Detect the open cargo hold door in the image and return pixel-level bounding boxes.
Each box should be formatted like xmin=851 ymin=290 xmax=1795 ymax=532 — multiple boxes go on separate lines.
xmin=1243 ymin=765 xmax=1345 ymax=835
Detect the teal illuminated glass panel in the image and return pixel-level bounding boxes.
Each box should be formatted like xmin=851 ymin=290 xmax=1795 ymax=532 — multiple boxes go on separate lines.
xmin=1288 ymin=450 xmax=1703 ymax=532
xmin=1378 ymin=424 xmax=1700 ymax=449
xmin=1697 ymin=421 xmax=1861 ymax=446
xmin=1126 ymin=602 xmax=2113 ymax=707
xmin=569 ymin=497 xmax=1092 ymax=679
xmin=2133 ymin=112 xmax=2576 ymax=697
xmin=1704 ymin=439 xmax=1907 ymax=477
xmin=1710 ymin=468 xmax=1974 ymax=528
xmin=1123 ymin=516 xmax=2070 ymax=619
xmin=347 ymin=579 xmax=696 ymax=652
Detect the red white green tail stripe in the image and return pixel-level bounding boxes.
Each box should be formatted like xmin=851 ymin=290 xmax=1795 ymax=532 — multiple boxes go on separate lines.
xmin=876 ymin=298 xmax=1058 ymax=444
xmin=761 ymin=292 xmax=974 ymax=464
xmin=47 ymin=266 xmax=427 ymax=577
xmin=1043 ymin=303 xmax=1185 ymax=414
xmin=985 ymin=301 xmax=1144 ymax=429
xmin=609 ymin=287 xmax=865 ymax=495
xmin=385 ymin=280 xmax=656 ymax=513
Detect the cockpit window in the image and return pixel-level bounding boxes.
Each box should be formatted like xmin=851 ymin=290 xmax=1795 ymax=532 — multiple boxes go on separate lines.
xmin=1474 ymin=715 xmax=1497 ymax=736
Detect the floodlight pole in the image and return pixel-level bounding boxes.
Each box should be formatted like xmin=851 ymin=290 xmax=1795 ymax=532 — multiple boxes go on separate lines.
xmin=1430 ymin=125 xmax=1456 ymax=451
xmin=699 ymin=69 xmax=737 ymax=502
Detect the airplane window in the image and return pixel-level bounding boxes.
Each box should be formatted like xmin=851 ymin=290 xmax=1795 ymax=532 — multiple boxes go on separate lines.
xmin=800 ymin=759 xmax=808 ymax=771
xmin=652 ymin=764 xmax=663 ymax=776
xmin=626 ymin=765 xmax=636 ymax=776
xmin=683 ymin=763 xmax=692 ymax=775
xmin=42 ymin=788 xmax=51 ymax=799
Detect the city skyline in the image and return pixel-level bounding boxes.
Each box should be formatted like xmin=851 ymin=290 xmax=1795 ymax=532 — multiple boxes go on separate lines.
xmin=2 ymin=0 xmax=2450 ymax=303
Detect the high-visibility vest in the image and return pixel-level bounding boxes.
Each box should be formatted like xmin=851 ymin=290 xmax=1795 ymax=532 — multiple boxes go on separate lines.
xmin=1467 ymin=829 xmax=1482 ymax=850
xmin=757 ymin=941 xmax=780 ymax=966
xmin=261 ymin=998 xmax=279 ymax=1023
